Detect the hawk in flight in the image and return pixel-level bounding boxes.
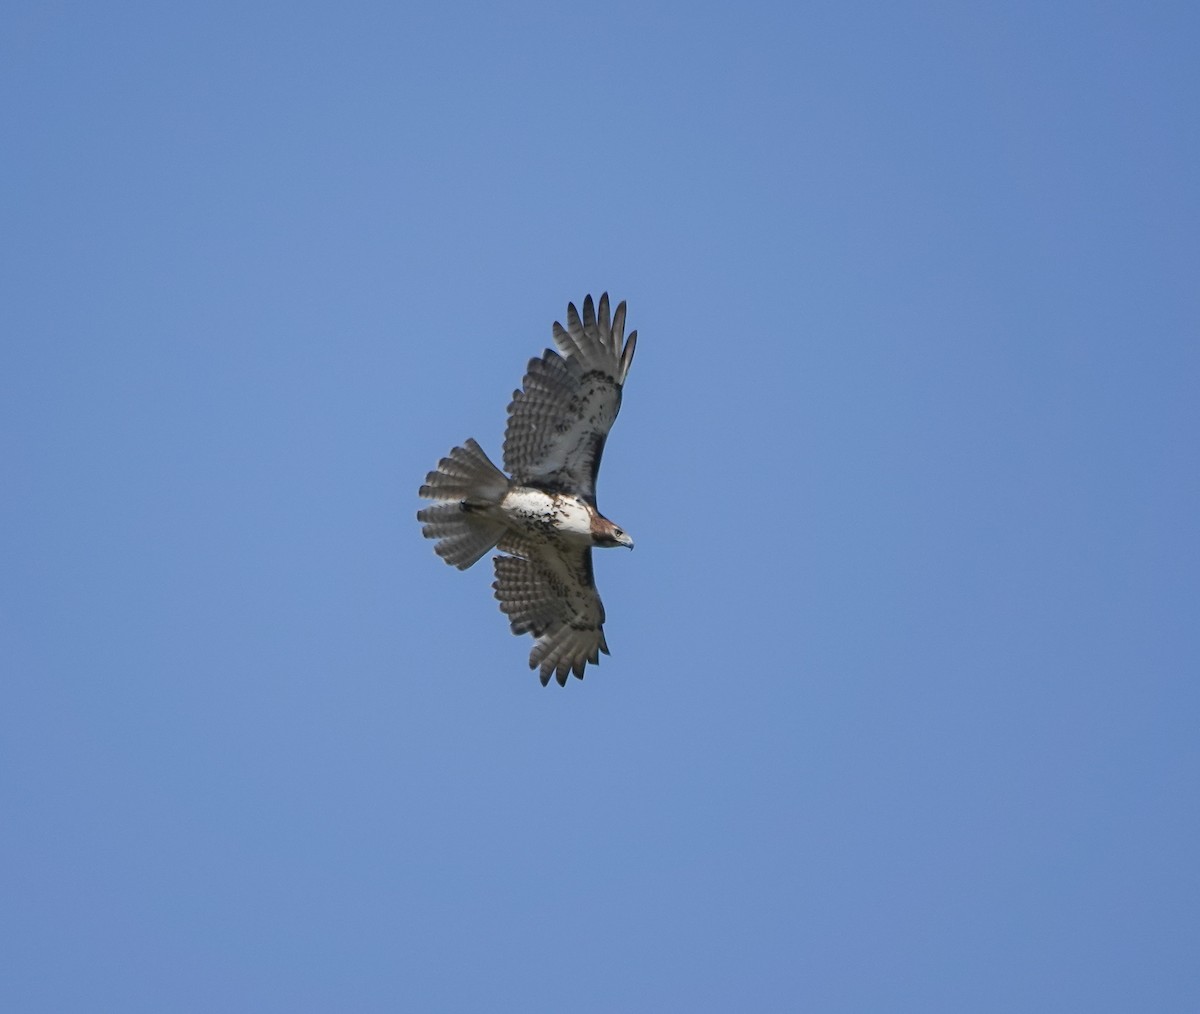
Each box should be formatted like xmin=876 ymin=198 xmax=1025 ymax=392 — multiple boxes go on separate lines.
xmin=418 ymin=294 xmax=638 ymax=686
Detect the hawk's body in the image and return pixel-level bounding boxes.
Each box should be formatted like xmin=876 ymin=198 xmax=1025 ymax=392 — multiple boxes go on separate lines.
xmin=418 ymin=294 xmax=637 ymax=686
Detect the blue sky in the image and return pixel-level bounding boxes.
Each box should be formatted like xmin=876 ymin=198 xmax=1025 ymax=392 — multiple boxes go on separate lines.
xmin=3 ymin=3 xmax=1197 ymax=1011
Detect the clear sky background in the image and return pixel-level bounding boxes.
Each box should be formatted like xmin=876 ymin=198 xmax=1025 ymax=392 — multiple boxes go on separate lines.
xmin=3 ymin=3 xmax=1197 ymax=1011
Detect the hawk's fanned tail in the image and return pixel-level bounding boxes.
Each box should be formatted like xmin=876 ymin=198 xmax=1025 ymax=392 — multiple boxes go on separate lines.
xmin=418 ymin=438 xmax=508 ymax=502
xmin=417 ymin=438 xmax=509 ymax=570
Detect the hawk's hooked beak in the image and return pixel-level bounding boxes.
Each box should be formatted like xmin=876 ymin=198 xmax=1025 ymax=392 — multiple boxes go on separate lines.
xmin=617 ymin=531 xmax=634 ymax=550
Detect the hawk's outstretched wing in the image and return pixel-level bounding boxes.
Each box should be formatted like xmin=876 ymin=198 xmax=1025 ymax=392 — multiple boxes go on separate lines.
xmin=492 ymin=535 xmax=608 ymax=686
xmin=503 ymin=292 xmax=637 ymax=505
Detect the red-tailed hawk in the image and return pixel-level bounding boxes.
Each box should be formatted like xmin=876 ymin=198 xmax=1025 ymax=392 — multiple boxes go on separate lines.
xmin=418 ymin=294 xmax=638 ymax=685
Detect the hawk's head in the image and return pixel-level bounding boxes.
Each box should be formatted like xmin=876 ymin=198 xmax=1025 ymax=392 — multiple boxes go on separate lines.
xmin=593 ymin=517 xmax=634 ymax=550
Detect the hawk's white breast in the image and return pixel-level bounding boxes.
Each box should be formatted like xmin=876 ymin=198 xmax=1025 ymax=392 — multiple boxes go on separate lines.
xmin=501 ymin=487 xmax=593 ymax=543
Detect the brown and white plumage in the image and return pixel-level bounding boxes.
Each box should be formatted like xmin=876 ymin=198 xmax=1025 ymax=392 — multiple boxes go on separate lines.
xmin=504 ymin=293 xmax=637 ymax=505
xmin=492 ymin=535 xmax=609 ymax=685
xmin=417 ymin=294 xmax=638 ymax=686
